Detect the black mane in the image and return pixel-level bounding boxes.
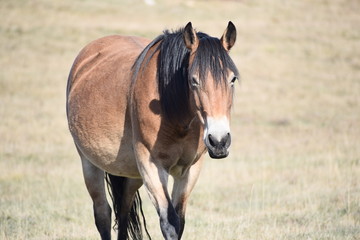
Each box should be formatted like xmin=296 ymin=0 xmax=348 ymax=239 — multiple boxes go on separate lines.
xmin=132 ymin=28 xmax=239 ymax=123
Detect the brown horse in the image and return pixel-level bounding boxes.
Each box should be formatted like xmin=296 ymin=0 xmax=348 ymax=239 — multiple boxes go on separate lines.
xmin=66 ymin=22 xmax=239 ymax=240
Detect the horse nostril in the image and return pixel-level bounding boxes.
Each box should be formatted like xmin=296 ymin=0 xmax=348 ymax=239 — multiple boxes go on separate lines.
xmin=207 ymin=133 xmax=231 ymax=149
xmin=208 ymin=134 xmax=217 ymax=147
xmin=223 ymin=133 xmax=231 ymax=148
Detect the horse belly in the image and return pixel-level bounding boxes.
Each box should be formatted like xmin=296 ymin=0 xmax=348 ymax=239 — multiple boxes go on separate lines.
xmin=69 ymin=107 xmax=141 ymax=178
xmin=81 ymin=135 xmax=140 ymax=177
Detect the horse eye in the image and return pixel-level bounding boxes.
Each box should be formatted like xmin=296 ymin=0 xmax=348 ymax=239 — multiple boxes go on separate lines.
xmin=191 ymin=77 xmax=199 ymax=87
xmin=230 ymin=76 xmax=237 ymax=86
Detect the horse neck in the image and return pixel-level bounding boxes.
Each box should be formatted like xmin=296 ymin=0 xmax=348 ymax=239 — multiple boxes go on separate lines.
xmin=132 ymin=39 xmax=201 ymax=131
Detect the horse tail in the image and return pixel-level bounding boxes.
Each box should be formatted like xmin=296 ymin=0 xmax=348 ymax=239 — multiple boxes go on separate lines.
xmin=105 ymin=173 xmax=151 ymax=240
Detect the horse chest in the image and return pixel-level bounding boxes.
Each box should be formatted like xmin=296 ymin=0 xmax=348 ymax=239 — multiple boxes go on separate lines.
xmin=167 ymin=136 xmax=204 ymax=174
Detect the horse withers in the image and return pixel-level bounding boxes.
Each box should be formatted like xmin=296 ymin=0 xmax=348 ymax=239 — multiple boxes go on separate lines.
xmin=66 ymin=22 xmax=239 ymax=240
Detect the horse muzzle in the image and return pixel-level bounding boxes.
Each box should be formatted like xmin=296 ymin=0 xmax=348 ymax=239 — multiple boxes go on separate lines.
xmin=205 ymin=132 xmax=231 ymax=159
xmin=203 ymin=116 xmax=232 ymax=159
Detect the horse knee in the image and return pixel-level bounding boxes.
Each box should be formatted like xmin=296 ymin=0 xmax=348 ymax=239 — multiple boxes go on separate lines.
xmin=93 ymin=200 xmax=111 ymax=219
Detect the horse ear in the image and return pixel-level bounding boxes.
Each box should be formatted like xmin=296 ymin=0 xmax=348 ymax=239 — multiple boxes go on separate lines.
xmin=220 ymin=21 xmax=237 ymax=51
xmin=183 ymin=22 xmax=199 ymax=51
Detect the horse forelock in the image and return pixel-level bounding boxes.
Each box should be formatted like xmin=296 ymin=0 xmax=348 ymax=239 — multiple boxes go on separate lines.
xmin=132 ymin=28 xmax=239 ymax=124
xmin=190 ymin=35 xmax=239 ymax=86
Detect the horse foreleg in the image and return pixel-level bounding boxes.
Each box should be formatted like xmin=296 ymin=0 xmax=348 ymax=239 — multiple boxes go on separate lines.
xmin=171 ymin=157 xmax=204 ymax=239
xmin=81 ymin=157 xmax=112 ymax=240
xmin=135 ymin=147 xmax=180 ymax=240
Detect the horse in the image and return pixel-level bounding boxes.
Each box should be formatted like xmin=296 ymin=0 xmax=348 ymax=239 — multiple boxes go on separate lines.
xmin=66 ymin=22 xmax=239 ymax=240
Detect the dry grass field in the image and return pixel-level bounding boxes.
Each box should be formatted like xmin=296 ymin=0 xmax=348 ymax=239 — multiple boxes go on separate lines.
xmin=1 ymin=0 xmax=359 ymax=239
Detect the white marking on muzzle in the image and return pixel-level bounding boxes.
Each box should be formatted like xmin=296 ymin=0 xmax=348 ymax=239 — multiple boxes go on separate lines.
xmin=203 ymin=116 xmax=230 ymax=141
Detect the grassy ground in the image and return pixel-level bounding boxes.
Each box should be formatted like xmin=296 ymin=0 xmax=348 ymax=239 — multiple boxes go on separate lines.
xmin=1 ymin=0 xmax=359 ymax=239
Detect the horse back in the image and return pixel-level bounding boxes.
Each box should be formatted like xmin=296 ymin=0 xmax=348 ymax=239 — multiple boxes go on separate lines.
xmin=67 ymin=35 xmax=150 ymax=177
xmin=67 ymin=35 xmax=149 ymax=97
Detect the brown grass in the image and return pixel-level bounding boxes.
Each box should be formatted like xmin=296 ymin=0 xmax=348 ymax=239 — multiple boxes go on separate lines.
xmin=1 ymin=0 xmax=359 ymax=239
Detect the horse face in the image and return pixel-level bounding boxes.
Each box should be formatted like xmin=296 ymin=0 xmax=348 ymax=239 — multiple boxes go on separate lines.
xmin=191 ymin=72 xmax=237 ymax=159
xmin=183 ymin=22 xmax=238 ymax=159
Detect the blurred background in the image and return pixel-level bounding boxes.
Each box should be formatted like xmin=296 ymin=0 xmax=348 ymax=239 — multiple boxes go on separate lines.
xmin=0 ymin=0 xmax=359 ymax=239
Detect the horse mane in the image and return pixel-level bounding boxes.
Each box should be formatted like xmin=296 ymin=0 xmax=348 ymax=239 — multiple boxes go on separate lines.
xmin=132 ymin=28 xmax=239 ymax=123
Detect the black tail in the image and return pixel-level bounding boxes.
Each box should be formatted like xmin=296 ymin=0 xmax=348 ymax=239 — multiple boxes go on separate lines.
xmin=105 ymin=173 xmax=151 ymax=240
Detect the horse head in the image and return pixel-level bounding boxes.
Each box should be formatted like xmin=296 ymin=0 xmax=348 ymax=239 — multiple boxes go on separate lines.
xmin=184 ymin=22 xmax=239 ymax=159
